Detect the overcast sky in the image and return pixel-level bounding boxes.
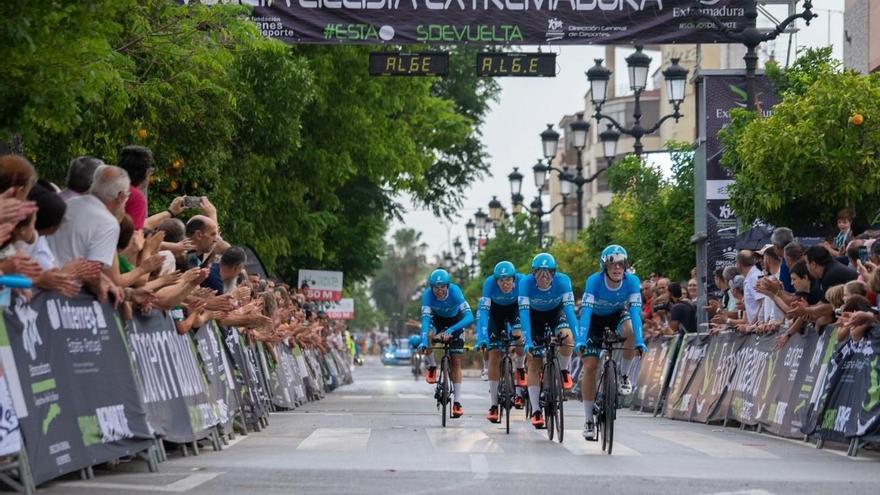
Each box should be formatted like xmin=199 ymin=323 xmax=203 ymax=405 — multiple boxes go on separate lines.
xmin=388 ymin=1 xmax=846 ymax=262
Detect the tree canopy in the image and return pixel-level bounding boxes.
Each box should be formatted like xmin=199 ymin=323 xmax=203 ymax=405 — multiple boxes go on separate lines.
xmin=720 ymin=48 xmax=880 ymax=231
xmin=0 ymin=1 xmax=499 ymax=284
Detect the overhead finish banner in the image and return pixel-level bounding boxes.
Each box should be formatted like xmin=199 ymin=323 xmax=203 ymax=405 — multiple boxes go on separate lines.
xmin=184 ymin=1 xmax=751 ymax=46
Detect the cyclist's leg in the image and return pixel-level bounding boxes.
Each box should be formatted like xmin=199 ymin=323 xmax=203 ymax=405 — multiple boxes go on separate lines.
xmin=526 ymin=311 xmax=547 ymax=416
xmin=580 ymin=313 xmax=606 ymax=417
xmin=618 ymin=313 xmax=636 ymax=378
xmin=488 ymin=349 xmax=501 ymax=405
xmin=449 ymin=333 xmax=465 ymax=414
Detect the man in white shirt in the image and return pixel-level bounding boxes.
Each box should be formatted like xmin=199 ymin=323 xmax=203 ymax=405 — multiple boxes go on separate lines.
xmin=736 ymin=250 xmax=762 ymax=324
xmin=46 ymin=165 xmax=129 ymax=301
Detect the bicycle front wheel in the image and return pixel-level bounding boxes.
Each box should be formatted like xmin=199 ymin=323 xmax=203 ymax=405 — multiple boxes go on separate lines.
xmin=440 ymin=355 xmax=450 ymax=428
xmin=602 ymin=359 xmax=617 ymax=454
xmin=544 ymin=361 xmax=557 ymax=442
xmin=554 ymin=361 xmax=564 ymax=443
xmin=501 ymin=357 xmax=514 ymax=434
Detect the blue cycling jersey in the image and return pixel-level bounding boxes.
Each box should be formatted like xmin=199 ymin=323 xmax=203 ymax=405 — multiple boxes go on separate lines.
xmin=577 ymin=272 xmax=645 ymax=347
xmin=517 ymin=272 xmax=579 ymax=344
xmin=476 ymin=273 xmax=522 ymax=342
xmin=420 ymin=283 xmax=474 ymax=343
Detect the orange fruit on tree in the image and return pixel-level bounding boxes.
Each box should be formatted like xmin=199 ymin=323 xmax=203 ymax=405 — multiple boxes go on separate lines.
xmin=172 ymin=159 xmax=184 ymax=169
xmin=852 ymin=113 xmax=865 ymax=126
xmin=137 ymin=128 xmax=148 ymax=139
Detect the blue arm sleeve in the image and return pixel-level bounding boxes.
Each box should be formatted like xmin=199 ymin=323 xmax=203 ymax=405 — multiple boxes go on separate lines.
xmin=518 ymin=279 xmax=532 ymax=344
xmin=577 ymin=276 xmax=595 ymax=344
xmin=559 ymin=275 xmax=579 ymax=336
xmin=627 ymin=276 xmax=645 ymax=346
xmin=477 ymin=278 xmax=493 ymax=342
xmin=420 ymin=289 xmax=433 ymax=343
xmin=445 ymin=286 xmax=474 ymax=337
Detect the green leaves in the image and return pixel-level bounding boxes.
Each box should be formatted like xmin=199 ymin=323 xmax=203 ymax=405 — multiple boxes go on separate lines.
xmin=552 ymin=143 xmax=696 ymax=290
xmin=1 ymin=2 xmax=498 ymax=285
xmin=721 ymin=49 xmax=880 ymax=232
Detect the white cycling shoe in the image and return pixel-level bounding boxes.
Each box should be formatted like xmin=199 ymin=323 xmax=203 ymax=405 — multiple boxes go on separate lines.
xmin=618 ymin=375 xmax=633 ymax=396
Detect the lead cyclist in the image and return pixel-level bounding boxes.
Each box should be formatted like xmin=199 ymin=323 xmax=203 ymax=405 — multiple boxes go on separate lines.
xmin=574 ymin=245 xmax=647 ymax=441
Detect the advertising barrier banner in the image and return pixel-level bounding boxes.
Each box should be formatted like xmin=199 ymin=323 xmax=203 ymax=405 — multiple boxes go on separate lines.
xmin=127 ymin=311 xmax=219 ymax=443
xmin=0 ymin=292 xmax=153 ymax=484
xmin=0 ymin=361 xmax=21 ymax=457
xmin=633 ymin=335 xmax=677 ymax=412
xmin=805 ymin=327 xmax=880 ymax=443
xmin=182 ymin=0 xmax=753 ymax=46
xmin=192 ymin=322 xmax=240 ymax=432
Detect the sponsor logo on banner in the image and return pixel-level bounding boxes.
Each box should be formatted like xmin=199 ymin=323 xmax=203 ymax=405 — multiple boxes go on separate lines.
xmin=298 ymin=269 xmax=344 ymax=301
xmin=545 ymin=18 xmax=564 ymax=42
xmin=13 ymin=298 xmax=41 ymax=361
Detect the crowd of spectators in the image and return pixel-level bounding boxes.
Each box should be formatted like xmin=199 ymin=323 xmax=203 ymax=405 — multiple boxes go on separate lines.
xmin=0 ymin=149 xmax=350 ymax=361
xmin=699 ymin=219 xmax=880 ymax=350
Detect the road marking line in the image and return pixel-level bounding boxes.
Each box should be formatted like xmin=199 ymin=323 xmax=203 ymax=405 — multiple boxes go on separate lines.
xmin=53 ymin=472 xmax=223 ymax=492
xmin=397 ymin=393 xmax=431 ymax=399
xmin=297 ymin=428 xmax=371 ymax=452
xmin=341 ymin=395 xmax=373 ymax=400
xmin=224 ymin=435 xmax=249 ymax=449
xmin=426 ymin=428 xmax=503 ymax=453
xmin=470 ymin=454 xmax=489 ymax=480
xmin=645 ymin=430 xmax=777 ymax=459
xmin=703 ymin=490 xmax=777 ymax=495
xmin=560 ymin=433 xmax=641 ymax=456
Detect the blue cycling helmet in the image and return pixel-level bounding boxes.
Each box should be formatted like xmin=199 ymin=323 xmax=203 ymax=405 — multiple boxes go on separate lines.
xmin=493 ymin=261 xmax=517 ymax=279
xmin=600 ymin=244 xmax=628 ymax=271
xmin=408 ymin=334 xmax=422 ymax=348
xmin=428 ymin=268 xmax=452 ymax=287
xmin=531 ymin=253 xmax=557 ymax=272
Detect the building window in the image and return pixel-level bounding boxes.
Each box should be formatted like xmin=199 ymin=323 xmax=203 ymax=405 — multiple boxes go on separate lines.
xmin=597 ymin=173 xmax=610 ymax=192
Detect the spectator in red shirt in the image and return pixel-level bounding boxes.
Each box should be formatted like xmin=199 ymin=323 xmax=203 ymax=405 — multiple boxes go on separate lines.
xmin=118 ymin=145 xmax=154 ymax=230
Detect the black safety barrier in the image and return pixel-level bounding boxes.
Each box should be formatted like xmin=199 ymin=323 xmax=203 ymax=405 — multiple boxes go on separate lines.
xmin=641 ymin=324 xmax=880 ymax=456
xmin=0 ymin=290 xmax=355 ymax=493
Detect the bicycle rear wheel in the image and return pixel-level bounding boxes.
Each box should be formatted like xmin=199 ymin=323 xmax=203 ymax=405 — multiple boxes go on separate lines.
xmin=602 ymin=359 xmax=617 ymax=454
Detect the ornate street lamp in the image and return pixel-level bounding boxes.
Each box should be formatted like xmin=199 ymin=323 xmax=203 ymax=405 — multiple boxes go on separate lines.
xmin=586 ymin=47 xmax=689 ymax=157
xmin=540 ymin=124 xmax=560 ymax=160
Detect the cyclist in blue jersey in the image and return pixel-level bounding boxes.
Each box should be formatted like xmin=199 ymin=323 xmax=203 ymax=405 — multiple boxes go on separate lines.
xmin=575 ymin=245 xmax=647 ymax=441
xmin=475 ymin=261 xmax=527 ymax=423
xmin=418 ymin=268 xmax=475 ymax=418
xmin=518 ymin=253 xmax=578 ymax=429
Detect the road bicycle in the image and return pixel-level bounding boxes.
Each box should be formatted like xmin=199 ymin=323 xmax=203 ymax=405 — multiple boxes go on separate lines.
xmin=491 ymin=326 xmax=521 ymax=435
xmin=594 ymin=326 xmax=627 ymax=454
xmin=526 ymin=325 xmax=566 ymax=443
xmin=432 ymin=338 xmax=456 ymax=427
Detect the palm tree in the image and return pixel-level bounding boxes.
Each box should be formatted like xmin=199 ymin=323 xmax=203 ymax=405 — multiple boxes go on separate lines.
xmin=371 ymin=229 xmax=428 ymax=337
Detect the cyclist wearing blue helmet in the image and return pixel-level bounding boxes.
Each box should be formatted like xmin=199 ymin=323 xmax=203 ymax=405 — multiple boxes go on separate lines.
xmin=475 ymin=261 xmax=527 ymax=423
xmin=418 ymin=268 xmax=474 ymax=418
xmin=518 ymin=253 xmax=578 ymax=429
xmin=575 ymin=244 xmax=646 ymax=441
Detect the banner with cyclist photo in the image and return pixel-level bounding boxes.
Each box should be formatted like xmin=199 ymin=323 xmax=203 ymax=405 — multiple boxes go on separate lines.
xmin=804 ymin=328 xmax=880 ymax=444
xmin=0 ymin=291 xmax=154 ymax=484
xmin=183 ymin=0 xmax=752 ymax=46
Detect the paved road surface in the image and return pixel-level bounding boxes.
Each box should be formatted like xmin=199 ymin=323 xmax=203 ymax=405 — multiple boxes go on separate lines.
xmin=42 ymin=357 xmax=880 ymax=494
